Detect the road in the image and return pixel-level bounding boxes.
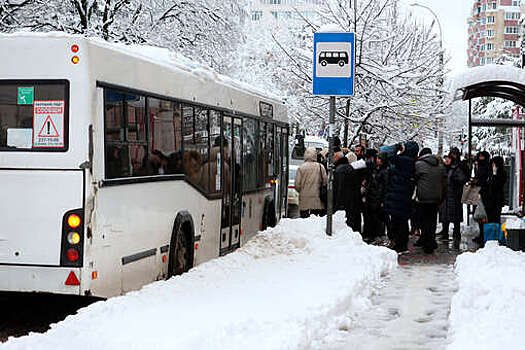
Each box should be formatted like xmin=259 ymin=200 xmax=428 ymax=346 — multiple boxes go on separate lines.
xmin=0 ymin=292 xmax=99 ymax=342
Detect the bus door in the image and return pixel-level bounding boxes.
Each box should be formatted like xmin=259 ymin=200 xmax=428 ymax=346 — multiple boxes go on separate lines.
xmin=220 ymin=116 xmax=243 ymax=255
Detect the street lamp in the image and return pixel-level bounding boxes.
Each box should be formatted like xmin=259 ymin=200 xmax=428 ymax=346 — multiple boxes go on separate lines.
xmin=410 ymin=2 xmax=445 ymax=155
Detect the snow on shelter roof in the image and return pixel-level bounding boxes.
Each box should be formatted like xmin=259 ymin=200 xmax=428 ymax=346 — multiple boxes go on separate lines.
xmin=0 ymin=31 xmax=283 ymax=104
xmin=452 ymin=65 xmax=525 ymax=106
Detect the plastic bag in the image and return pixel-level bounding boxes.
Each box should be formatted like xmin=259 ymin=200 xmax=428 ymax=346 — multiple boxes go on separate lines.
xmin=462 ymin=183 xmax=481 ymax=205
xmin=474 ymin=200 xmax=488 ymax=223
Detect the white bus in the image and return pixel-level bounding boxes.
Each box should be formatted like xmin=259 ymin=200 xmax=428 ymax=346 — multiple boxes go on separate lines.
xmin=0 ymin=33 xmax=289 ymax=298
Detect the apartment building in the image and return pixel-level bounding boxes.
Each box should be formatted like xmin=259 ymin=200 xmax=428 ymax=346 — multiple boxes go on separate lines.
xmin=467 ymin=0 xmax=523 ymax=67
xmin=250 ymin=0 xmax=321 ymax=22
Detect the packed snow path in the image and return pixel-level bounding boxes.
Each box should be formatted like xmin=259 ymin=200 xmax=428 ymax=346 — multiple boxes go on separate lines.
xmin=328 ymin=237 xmax=473 ymax=350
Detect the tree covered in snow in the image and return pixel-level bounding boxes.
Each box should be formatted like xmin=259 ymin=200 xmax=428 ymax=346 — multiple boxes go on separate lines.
xmin=230 ymin=0 xmax=446 ymax=147
xmin=0 ymin=0 xmax=247 ymax=70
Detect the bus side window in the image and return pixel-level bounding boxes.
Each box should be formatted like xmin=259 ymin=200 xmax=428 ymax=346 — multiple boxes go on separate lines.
xmin=242 ymin=118 xmax=258 ymax=192
xmin=147 ymin=98 xmax=183 ymax=175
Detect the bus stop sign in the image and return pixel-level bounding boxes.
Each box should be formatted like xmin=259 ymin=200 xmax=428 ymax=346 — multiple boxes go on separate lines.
xmin=313 ymin=32 xmax=355 ymax=96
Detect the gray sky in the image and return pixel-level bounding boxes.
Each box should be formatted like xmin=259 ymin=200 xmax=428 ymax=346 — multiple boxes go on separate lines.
xmin=400 ymin=0 xmax=473 ymax=76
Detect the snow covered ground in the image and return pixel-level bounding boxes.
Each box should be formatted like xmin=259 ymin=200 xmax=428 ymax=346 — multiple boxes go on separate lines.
xmin=448 ymin=242 xmax=525 ymax=350
xmin=2 ymin=213 xmax=397 ymax=350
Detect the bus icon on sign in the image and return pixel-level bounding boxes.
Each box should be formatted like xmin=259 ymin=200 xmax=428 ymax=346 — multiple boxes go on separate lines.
xmin=319 ymin=51 xmax=348 ymax=67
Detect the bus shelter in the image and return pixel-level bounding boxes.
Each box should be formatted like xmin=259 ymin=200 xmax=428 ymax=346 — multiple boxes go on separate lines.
xmin=454 ymin=65 xmax=525 ymax=215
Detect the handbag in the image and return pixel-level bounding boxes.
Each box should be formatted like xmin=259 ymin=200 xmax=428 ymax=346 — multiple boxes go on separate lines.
xmin=473 ymin=200 xmax=488 ymax=223
xmin=461 ymin=183 xmax=481 ymax=205
xmin=319 ymin=164 xmax=327 ymax=205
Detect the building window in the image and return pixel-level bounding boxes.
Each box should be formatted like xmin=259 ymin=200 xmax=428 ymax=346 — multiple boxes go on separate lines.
xmin=505 ymin=12 xmax=520 ymax=20
xmin=488 ymin=2 xmax=497 ymax=10
xmin=487 ymin=29 xmax=495 ymax=37
xmin=487 ymin=16 xmax=495 ymax=23
xmin=251 ymin=11 xmax=262 ymax=21
xmin=505 ymin=40 xmax=517 ymax=48
xmin=486 ymin=43 xmax=494 ymax=51
xmin=512 ymin=1 xmax=520 ymax=6
xmin=505 ymin=26 xmax=519 ymax=34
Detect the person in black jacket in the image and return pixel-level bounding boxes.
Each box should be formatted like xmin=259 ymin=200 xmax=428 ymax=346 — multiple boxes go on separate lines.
xmin=484 ymin=156 xmax=506 ymax=224
xmin=472 ymin=151 xmax=491 ymax=244
xmin=363 ymin=149 xmax=383 ymax=242
xmin=439 ymin=148 xmax=468 ymax=242
xmin=380 ymin=141 xmax=419 ymax=253
xmin=415 ymin=148 xmax=447 ymax=254
xmin=334 ymin=151 xmax=367 ymax=232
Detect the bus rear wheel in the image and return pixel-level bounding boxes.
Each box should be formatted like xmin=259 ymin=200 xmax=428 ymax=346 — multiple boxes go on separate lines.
xmin=168 ymin=225 xmax=192 ymax=278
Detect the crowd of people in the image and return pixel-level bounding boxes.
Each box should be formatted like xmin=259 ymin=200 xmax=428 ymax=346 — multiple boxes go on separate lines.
xmin=294 ymin=138 xmax=507 ymax=254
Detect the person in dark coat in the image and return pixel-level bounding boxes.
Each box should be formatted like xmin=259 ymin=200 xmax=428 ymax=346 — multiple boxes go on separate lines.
xmin=334 ymin=151 xmax=367 ymax=232
xmin=380 ymin=141 xmax=419 ymax=253
xmin=362 ymin=149 xmax=387 ymax=242
xmin=439 ymin=148 xmax=468 ymax=242
xmin=484 ymin=156 xmax=506 ymax=224
xmin=472 ymin=151 xmax=491 ymax=244
xmin=415 ymin=148 xmax=448 ymax=254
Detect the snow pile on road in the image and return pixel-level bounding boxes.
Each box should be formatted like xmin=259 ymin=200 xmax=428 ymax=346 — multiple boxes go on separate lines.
xmin=447 ymin=242 xmax=525 ymax=350
xmin=2 ymin=213 xmax=397 ymax=350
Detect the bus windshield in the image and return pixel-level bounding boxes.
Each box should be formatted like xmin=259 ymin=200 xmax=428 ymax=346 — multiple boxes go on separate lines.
xmin=0 ymin=80 xmax=69 ymax=151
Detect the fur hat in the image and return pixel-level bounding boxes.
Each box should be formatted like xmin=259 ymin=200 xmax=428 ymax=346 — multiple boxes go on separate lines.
xmin=346 ymin=151 xmax=357 ymax=164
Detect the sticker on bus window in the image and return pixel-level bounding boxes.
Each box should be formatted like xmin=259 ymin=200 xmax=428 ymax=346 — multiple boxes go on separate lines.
xmin=33 ymin=100 xmax=65 ymax=148
xmin=17 ymin=87 xmax=34 ymax=105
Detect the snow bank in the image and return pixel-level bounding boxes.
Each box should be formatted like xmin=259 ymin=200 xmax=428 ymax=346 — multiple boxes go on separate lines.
xmin=447 ymin=242 xmax=525 ymax=350
xmin=2 ymin=213 xmax=397 ymax=350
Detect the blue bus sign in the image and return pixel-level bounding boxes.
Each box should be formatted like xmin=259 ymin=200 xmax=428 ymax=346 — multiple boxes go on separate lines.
xmin=313 ymin=32 xmax=355 ymax=96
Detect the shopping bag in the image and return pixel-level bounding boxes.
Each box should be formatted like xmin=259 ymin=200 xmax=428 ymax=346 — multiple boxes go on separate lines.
xmin=461 ymin=183 xmax=481 ymax=205
xmin=483 ymin=223 xmax=506 ymax=245
xmin=473 ymin=201 xmax=488 ymax=223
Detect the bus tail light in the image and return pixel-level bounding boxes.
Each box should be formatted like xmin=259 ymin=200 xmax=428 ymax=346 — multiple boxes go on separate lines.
xmin=67 ymin=214 xmax=81 ymax=229
xmin=60 ymin=209 xmax=84 ymax=267
xmin=65 ymin=271 xmax=80 ymax=286
xmin=67 ymin=248 xmax=79 ymax=261
xmin=71 ymin=44 xmax=79 ymax=53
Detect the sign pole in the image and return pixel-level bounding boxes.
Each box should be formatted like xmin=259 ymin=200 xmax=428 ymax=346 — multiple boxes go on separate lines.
xmin=327 ymin=96 xmax=335 ymax=236
xmin=312 ymin=31 xmax=355 ymax=236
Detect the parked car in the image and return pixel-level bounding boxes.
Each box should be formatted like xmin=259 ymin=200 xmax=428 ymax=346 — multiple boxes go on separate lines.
xmin=290 ymin=135 xmax=328 ymax=167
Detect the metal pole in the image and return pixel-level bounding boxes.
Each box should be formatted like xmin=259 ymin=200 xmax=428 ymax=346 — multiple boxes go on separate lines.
xmin=327 ymin=96 xmax=335 ymax=236
xmin=468 ymin=98 xmax=472 ymax=226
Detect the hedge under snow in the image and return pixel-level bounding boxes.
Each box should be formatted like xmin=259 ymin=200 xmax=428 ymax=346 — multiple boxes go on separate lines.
xmin=2 ymin=212 xmax=397 ymax=350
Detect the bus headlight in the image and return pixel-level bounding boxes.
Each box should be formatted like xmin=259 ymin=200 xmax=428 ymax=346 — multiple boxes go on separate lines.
xmin=67 ymin=232 xmax=81 ymax=245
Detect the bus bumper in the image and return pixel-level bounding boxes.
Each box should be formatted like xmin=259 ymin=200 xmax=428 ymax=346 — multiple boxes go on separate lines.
xmin=0 ymin=265 xmax=82 ymax=295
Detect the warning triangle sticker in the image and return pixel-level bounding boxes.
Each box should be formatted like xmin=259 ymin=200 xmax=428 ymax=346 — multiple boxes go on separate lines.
xmin=38 ymin=115 xmax=60 ymax=138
